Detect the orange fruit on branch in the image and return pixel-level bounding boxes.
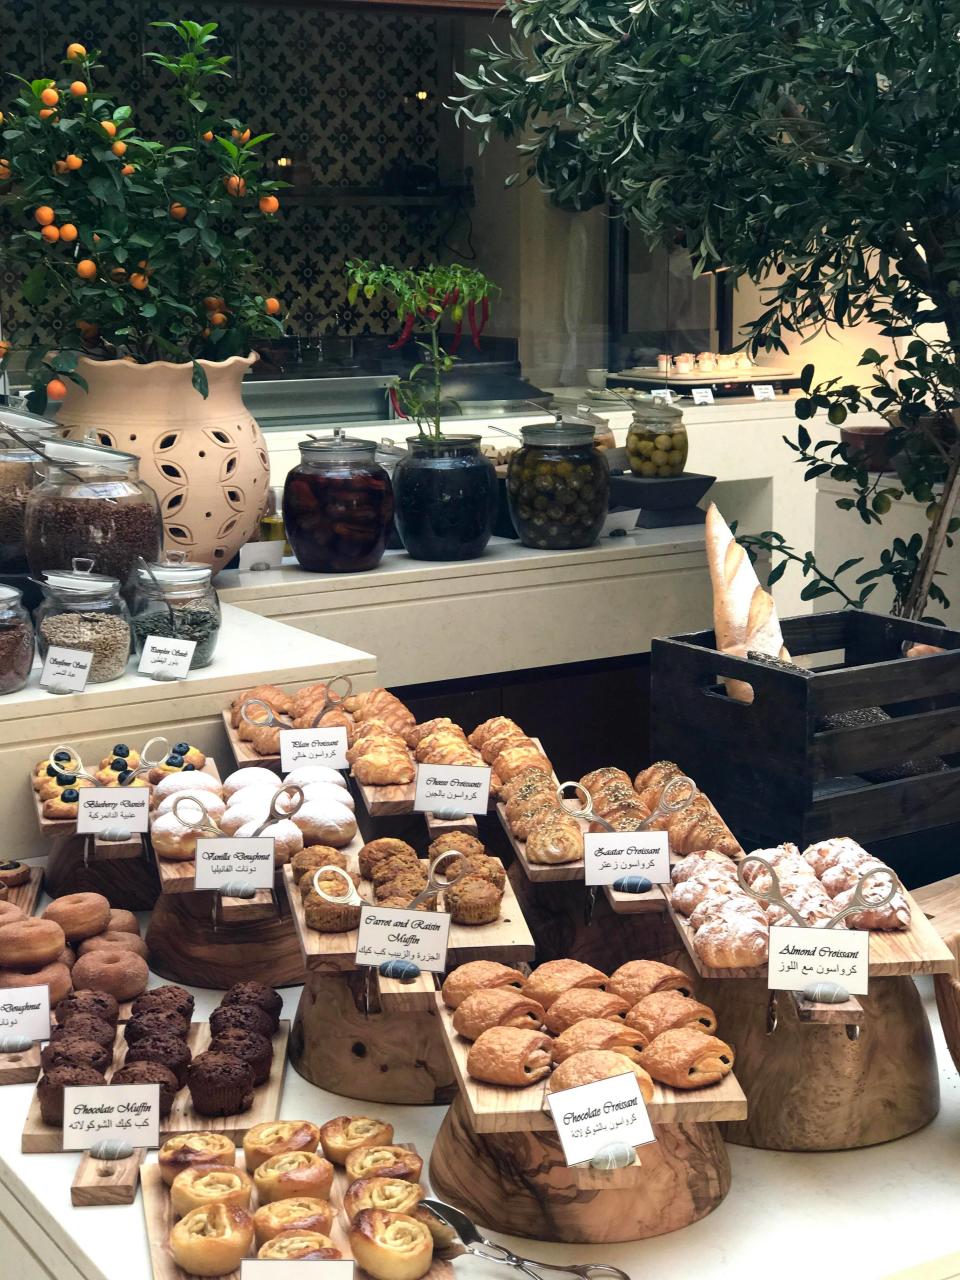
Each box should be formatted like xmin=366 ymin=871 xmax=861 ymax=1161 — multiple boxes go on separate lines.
xmin=0 ymin=342 xmax=10 ymax=361
xmin=121 ymin=164 xmax=135 ymax=175
xmin=40 ymin=87 xmax=59 ymax=107
xmin=111 ymin=140 xmax=127 ymax=157
xmin=34 ymin=206 xmax=56 ymax=225
xmin=223 ymin=175 xmax=246 ymax=197
xmin=76 ymin=259 xmax=96 ymax=279
xmin=39 ymin=109 xmax=57 ymax=121
xmin=0 ymin=161 xmax=11 ymax=182
xmin=54 ymin=160 xmax=69 ymax=174
xmin=202 ymin=130 xmax=213 ymax=143
xmin=209 ymin=311 xmax=227 ymax=326
xmin=69 ymin=81 xmax=87 ymax=97
xmin=65 ymin=154 xmax=83 ymax=170
xmin=100 ymin=120 xmax=117 ymax=137
xmin=60 ymin=223 xmax=78 ymax=242
xmin=258 ymin=195 xmax=279 ymax=214
xmin=66 ymin=43 xmax=87 ymax=61
xmin=264 ymin=297 xmax=281 ymax=316
xmin=203 ymin=296 xmax=225 ymax=311
xmin=169 ymin=202 xmax=187 ymax=220
xmin=46 ymin=378 xmax=68 ymax=399
xmin=129 ymin=272 xmax=149 ymax=290
xmin=40 ymin=225 xmax=60 ymax=243
xmin=231 ymin=128 xmax=251 ymax=144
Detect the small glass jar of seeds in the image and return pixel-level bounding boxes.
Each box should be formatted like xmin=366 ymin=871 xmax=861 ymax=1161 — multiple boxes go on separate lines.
xmin=36 ymin=559 xmax=131 ymax=684
xmin=0 ymin=585 xmax=35 ymax=694
xmin=131 ymin=555 xmax=221 ymax=670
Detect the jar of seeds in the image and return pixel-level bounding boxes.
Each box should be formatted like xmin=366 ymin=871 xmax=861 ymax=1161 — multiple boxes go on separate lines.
xmin=25 ymin=439 xmax=162 ymax=594
xmin=0 ymin=585 xmax=35 ymax=694
xmin=36 ymin=559 xmax=131 ymax=683
xmin=0 ymin=406 xmax=60 ymax=575
xmin=131 ymin=556 xmax=221 ymax=670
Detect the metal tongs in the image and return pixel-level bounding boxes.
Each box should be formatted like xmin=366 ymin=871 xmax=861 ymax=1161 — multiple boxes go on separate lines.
xmin=419 ymin=1199 xmax=630 ymax=1280
xmin=559 ymin=772 xmax=697 ymax=924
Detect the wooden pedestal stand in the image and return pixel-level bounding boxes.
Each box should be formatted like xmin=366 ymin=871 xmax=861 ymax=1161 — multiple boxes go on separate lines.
xmin=429 ymin=1001 xmax=746 ymax=1244
xmin=666 ymin=889 xmax=954 ymax=1151
xmin=284 ymin=835 xmax=535 ymax=1104
xmin=913 ymin=874 xmax=960 ymax=1075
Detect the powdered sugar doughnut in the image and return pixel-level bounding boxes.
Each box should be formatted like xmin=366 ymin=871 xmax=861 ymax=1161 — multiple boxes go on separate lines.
xmin=153 ymin=772 xmax=222 ymax=806
xmin=234 ymin=819 xmax=303 ymax=865
xmin=286 ymin=783 xmax=354 ymax=812
xmin=290 ymin=799 xmax=357 ymax=848
xmin=220 ymin=798 xmax=273 ymax=836
xmin=283 ymin=766 xmax=345 ymax=790
xmin=156 ymin=791 xmax=226 ymax=823
xmin=222 ymin=767 xmax=282 ymax=798
xmin=151 ymin=811 xmax=199 ymax=861
xmin=226 ymin=785 xmax=279 ymax=809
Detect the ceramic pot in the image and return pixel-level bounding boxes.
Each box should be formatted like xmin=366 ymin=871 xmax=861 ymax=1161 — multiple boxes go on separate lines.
xmin=393 ymin=434 xmax=497 ymax=561
xmin=56 ymin=354 xmax=269 ymax=574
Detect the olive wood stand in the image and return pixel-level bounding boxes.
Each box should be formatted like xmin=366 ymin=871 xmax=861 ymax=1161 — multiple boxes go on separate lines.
xmin=913 ymin=874 xmax=960 ymax=1075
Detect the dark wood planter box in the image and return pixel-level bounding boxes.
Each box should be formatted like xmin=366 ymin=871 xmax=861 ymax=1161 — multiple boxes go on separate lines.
xmin=650 ymin=611 xmax=960 ymax=850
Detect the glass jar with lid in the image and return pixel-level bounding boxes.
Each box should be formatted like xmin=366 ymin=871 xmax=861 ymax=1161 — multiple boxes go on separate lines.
xmin=625 ymin=395 xmax=689 ymax=477
xmin=283 ymin=435 xmax=394 ymax=573
xmin=24 ymin=439 xmax=162 ymax=592
xmin=36 ymin=558 xmax=131 ymax=683
xmin=131 ymin=555 xmax=222 ymax=670
xmin=506 ymin=422 xmax=610 ymax=550
xmin=0 ymin=405 xmax=60 ymax=575
xmin=0 ymin=584 xmax=34 ymax=694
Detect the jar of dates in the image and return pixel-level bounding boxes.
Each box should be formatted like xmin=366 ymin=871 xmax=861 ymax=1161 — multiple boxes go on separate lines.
xmin=626 ymin=396 xmax=688 ymax=477
xmin=283 ymin=436 xmax=394 ymax=573
xmin=507 ymin=424 xmax=610 ymax=550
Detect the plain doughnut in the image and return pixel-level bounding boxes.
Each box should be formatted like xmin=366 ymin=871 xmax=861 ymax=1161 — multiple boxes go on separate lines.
xmin=107 ymin=909 xmax=140 ymax=936
xmin=72 ymin=948 xmax=149 ymax=1000
xmin=43 ymin=892 xmax=111 ymax=942
xmin=0 ymin=917 xmax=66 ymax=967
xmin=78 ymin=931 xmax=149 ymax=960
xmin=0 ymin=961 xmax=72 ymax=1004
xmin=0 ymin=901 xmax=26 ymax=929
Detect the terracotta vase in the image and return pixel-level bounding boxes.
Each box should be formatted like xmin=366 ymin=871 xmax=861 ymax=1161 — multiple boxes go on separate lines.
xmin=56 ymin=354 xmax=270 ymax=574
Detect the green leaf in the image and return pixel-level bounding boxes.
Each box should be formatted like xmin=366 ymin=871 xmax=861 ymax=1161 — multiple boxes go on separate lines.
xmin=191 ymin=361 xmax=209 ymax=399
xmin=796 ymin=424 xmax=811 ymax=449
xmin=800 ymin=580 xmax=824 ymax=601
xmin=767 ymin=560 xmax=787 ymax=585
xmin=835 ymin=557 xmax=863 ymax=575
xmin=799 ymin=363 xmax=814 ymax=393
xmin=20 ymin=263 xmax=47 ymax=305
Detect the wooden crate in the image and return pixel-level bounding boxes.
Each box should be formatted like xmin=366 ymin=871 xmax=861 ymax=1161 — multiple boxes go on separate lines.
xmin=650 ymin=610 xmax=960 ymax=849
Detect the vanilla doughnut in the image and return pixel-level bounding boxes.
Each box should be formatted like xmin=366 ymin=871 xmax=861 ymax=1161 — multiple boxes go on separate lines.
xmin=225 ymin=786 xmax=278 ymax=809
xmin=283 ymin=766 xmax=345 ymax=790
xmin=223 ymin=767 xmax=282 ymax=798
xmin=0 ymin=960 xmax=72 ymax=1004
xmin=234 ymin=819 xmax=303 ymax=865
xmin=78 ymin=931 xmax=149 ymax=960
xmin=0 ymin=917 xmax=66 ymax=967
xmin=152 ymin=772 xmax=222 ymax=806
xmin=42 ymin=892 xmax=111 ymax=942
xmin=286 ymin=783 xmax=354 ymax=812
xmin=73 ymin=948 xmax=149 ymax=1000
xmin=156 ymin=791 xmax=226 ymax=823
xmin=151 ymin=811 xmax=199 ymax=862
xmin=290 ymin=801 xmax=357 ymax=849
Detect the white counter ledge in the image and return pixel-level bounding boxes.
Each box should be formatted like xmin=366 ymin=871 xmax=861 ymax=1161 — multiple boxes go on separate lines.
xmin=218 ymin=528 xmax=710 ymax=686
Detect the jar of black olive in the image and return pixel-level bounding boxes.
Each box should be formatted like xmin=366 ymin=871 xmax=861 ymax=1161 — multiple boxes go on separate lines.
xmin=283 ymin=436 xmax=394 ymax=573
xmin=506 ymin=423 xmax=610 ymax=550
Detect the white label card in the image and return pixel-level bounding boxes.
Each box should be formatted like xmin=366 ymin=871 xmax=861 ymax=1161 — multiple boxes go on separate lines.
xmin=62 ymin=1084 xmax=160 ymax=1150
xmin=768 ymin=924 xmax=870 ymax=996
xmin=280 ymin=728 xmax=348 ymax=772
xmin=691 ymin=387 xmax=715 ymax=404
xmin=137 ymin=635 xmax=196 ymax=679
xmin=413 ymin=763 xmax=490 ymax=815
xmin=583 ymin=831 xmax=670 ymax=887
xmin=194 ymin=837 xmax=275 ymax=890
xmin=40 ymin=646 xmax=93 ymax=693
xmin=242 ymin=1264 xmax=354 ymax=1280
xmin=355 ymin=905 xmax=451 ymax=973
xmin=547 ymin=1071 xmax=656 ymax=1167
xmin=0 ymin=984 xmax=50 ymax=1042
xmin=752 ymin=384 xmax=776 ymax=400
xmin=238 ymin=540 xmax=285 ymax=572
xmin=651 ymin=389 xmax=674 ymax=404
xmin=77 ymin=789 xmax=150 ymax=835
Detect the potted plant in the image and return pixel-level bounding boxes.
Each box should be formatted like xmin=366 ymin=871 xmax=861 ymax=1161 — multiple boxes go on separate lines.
xmin=346 ymin=260 xmax=499 ymax=560
xmin=0 ymin=20 xmax=286 ymax=571
xmin=453 ymin=1 xmax=960 ymax=620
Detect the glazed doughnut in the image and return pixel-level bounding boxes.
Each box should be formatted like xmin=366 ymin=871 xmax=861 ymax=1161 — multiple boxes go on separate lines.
xmin=72 ymin=948 xmax=149 ymax=1000
xmin=152 ymin=771 xmax=221 ymax=807
xmin=234 ymin=819 xmax=303 ymax=865
xmin=222 ymin=767 xmax=282 ymax=798
xmin=150 ymin=811 xmax=199 ymax=862
xmin=78 ymin=931 xmax=149 ymax=960
xmin=0 ymin=861 xmax=30 ymax=889
xmin=107 ymin=909 xmax=140 ymax=936
xmin=42 ymin=892 xmax=111 ymax=942
xmin=156 ymin=791 xmax=226 ymax=824
xmin=0 ymin=901 xmax=26 ymax=928
xmin=0 ymin=917 xmax=66 ymax=967
xmin=0 ymin=961 xmax=72 ymax=1004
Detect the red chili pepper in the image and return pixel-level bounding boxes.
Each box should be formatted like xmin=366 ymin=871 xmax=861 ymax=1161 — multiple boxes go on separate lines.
xmin=479 ymin=296 xmax=489 ymax=334
xmin=388 ymin=313 xmax=415 ymax=349
xmin=389 ymin=386 xmax=407 ymax=418
xmin=449 ymin=317 xmax=463 ymax=353
xmin=450 ymin=287 xmax=459 ymax=304
xmin=467 ymin=299 xmax=481 ymax=350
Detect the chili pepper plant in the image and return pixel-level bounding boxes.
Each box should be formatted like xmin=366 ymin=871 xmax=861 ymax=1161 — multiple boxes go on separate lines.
xmin=345 ymin=261 xmax=496 ymax=439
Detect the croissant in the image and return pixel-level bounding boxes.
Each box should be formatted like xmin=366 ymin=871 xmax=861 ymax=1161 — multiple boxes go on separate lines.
xmin=441 ymin=960 xmax=526 ymax=1009
xmin=418 ymin=742 xmax=484 ymax=768
xmin=820 ymin=854 xmax=888 ymax=899
xmin=671 ymin=851 xmax=737 ymax=883
xmin=542 ymin=988 xmax=630 ymax=1035
xmin=466 ymin=1026 xmax=552 ymax=1086
xmin=606 ymin=960 xmax=691 ymax=1005
xmin=494 ymin=745 xmax=553 ymax=784
xmin=832 ymin=884 xmax=910 ymax=930
xmin=352 ymin=745 xmax=415 ymax=786
xmin=505 ymin=777 xmax=557 ymax=823
xmin=633 ymin=760 xmax=683 ymax=809
xmin=405 ymin=718 xmax=458 ymax=749
xmin=481 ymin=730 xmax=535 ymax=765
xmin=510 ymin=798 xmax=562 ymax=841
xmin=548 ymin=1049 xmax=654 ymax=1103
xmin=580 ymin=766 xmax=633 ymax=794
xmin=292 ymin=683 xmax=334 ymax=718
xmin=525 ymin=812 xmax=584 ymax=865
xmin=414 ymin=728 xmax=468 ymax=762
xmin=522 ymin=959 xmax=606 ymax=1010
xmin=625 ymin=991 xmax=717 ymax=1046
xmin=679 ymin=816 xmax=742 ymax=858
xmin=640 ymin=1027 xmax=734 ymax=1088
xmin=468 ymin=716 xmax=521 ymax=749
xmin=688 ymin=891 xmax=765 ymax=932
xmin=671 ymin=867 xmax=744 ymax=916
xmin=247 ymin=724 xmax=282 ymax=756
xmin=766 ymin=884 xmax=838 ymax=928
xmin=498 ymin=767 xmax=554 ymax=804
xmin=802 ymin=836 xmax=871 ymax=878
xmin=694 ymin=910 xmax=769 ymax=968
xmin=592 ymin=781 xmax=644 ymax=818
xmin=348 ymin=689 xmax=415 ymax=732
xmin=452 ymin=988 xmax=545 ymax=1041
xmin=551 ymin=1017 xmax=645 ymax=1064
xmin=231 ymin=684 xmax=293 ymax=728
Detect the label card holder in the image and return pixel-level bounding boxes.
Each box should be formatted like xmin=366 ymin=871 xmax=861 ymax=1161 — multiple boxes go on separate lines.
xmin=40 ymin=646 xmax=93 ymax=694
xmin=355 ymin=905 xmax=451 ymax=973
xmin=194 ymin=838 xmax=276 ymax=891
xmin=62 ymin=1084 xmax=160 ymax=1150
xmin=137 ymin=636 xmax=197 ymax=679
xmin=752 ymin=384 xmax=776 ymax=400
xmin=77 ymin=789 xmax=150 ymax=835
xmin=413 ymin=763 xmax=491 ymax=815
xmin=238 ymin=541 xmax=284 ymax=573
xmin=547 ymin=1072 xmax=656 ymax=1167
xmin=280 ymin=728 xmax=349 ymax=772
xmin=0 ymin=984 xmax=50 ymax=1041
xmin=582 ymin=831 xmax=670 ymax=887
xmin=767 ymin=924 xmax=870 ymax=996
xmin=691 ymin=387 xmax=715 ymax=405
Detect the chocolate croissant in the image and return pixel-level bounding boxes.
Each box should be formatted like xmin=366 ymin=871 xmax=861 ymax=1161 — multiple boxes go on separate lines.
xmin=625 ymin=991 xmax=717 ymax=1046
xmin=466 ymin=1026 xmax=552 ymax=1086
xmin=522 ymin=959 xmax=607 ymax=1010
xmin=452 ymin=987 xmax=545 ymax=1041
xmin=606 ymin=960 xmax=691 ymax=1006
xmin=551 ymin=1018 xmax=645 ymax=1064
xmin=640 ymin=1027 xmax=734 ymax=1088
xmin=542 ymin=988 xmax=630 ymax=1035
xmin=441 ymin=960 xmax=526 ymax=1009
xmin=548 ymin=1048 xmax=654 ymax=1103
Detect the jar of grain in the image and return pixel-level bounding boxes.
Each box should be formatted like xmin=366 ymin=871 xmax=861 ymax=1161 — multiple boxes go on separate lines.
xmin=36 ymin=559 xmax=131 ymax=683
xmin=131 ymin=556 xmax=221 ymax=670
xmin=0 ymin=407 xmax=60 ymax=575
xmin=25 ymin=439 xmax=162 ymax=593
xmin=0 ymin=585 xmax=34 ymax=694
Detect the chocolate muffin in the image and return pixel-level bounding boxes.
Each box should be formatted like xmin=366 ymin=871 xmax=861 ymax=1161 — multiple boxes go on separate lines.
xmin=111 ymin=1061 xmax=179 ymax=1117
xmin=123 ymin=1008 xmax=191 ymax=1045
xmin=55 ymin=989 xmax=119 ymax=1026
xmin=38 ymin=1064 xmax=106 ymax=1126
xmin=186 ymin=1050 xmax=255 ymax=1117
xmin=208 ymin=1028 xmax=273 ymax=1086
xmin=208 ymin=1003 xmax=274 ymax=1041
xmin=131 ymin=984 xmax=195 ymax=1021
xmin=125 ymin=1033 xmax=192 ymax=1087
xmin=51 ymin=1013 xmax=116 ymax=1050
xmin=40 ymin=1036 xmax=112 ymax=1076
xmin=219 ymin=981 xmax=282 ymax=1029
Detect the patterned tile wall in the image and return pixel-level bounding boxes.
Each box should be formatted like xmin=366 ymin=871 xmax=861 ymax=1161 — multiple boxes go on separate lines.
xmin=0 ymin=1 xmax=451 ymax=336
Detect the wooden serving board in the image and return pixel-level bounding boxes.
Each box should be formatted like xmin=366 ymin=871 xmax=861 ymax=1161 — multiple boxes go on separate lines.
xmin=284 ymin=847 xmax=535 ymax=972
xmin=0 ymin=1043 xmax=41 ymax=1085
xmin=6 ymin=866 xmax=43 ymax=916
xmin=496 ymin=802 xmax=587 ymax=883
xmin=221 ymin=708 xmax=283 ymax=771
xmin=142 ymin=1143 xmax=456 ymax=1280
xmin=665 ymin=887 xmax=956 ymax=980
xmin=21 ymin=1019 xmax=289 ymax=1152
xmin=435 ymin=998 xmax=747 ymax=1135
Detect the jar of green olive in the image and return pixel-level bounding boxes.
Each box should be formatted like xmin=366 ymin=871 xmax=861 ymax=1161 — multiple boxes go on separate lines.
xmin=507 ymin=424 xmax=610 ymax=550
xmin=626 ymin=396 xmax=688 ymax=477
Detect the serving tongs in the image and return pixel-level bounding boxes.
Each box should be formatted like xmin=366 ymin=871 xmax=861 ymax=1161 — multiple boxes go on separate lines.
xmin=419 ymin=1199 xmax=630 ymax=1280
